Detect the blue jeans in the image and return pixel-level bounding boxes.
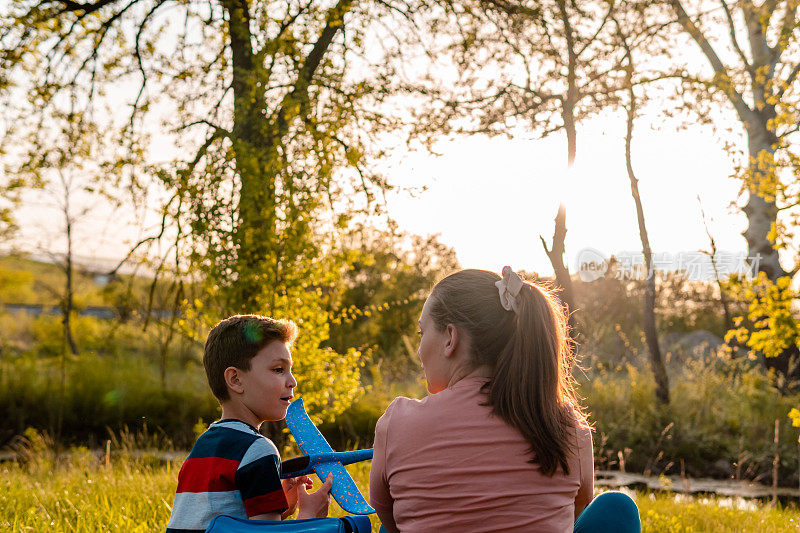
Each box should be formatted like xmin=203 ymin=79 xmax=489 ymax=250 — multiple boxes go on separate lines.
xmin=574 ymin=491 xmax=641 ymax=533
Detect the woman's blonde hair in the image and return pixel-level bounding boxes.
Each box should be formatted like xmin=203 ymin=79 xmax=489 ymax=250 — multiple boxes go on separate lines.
xmin=429 ymin=269 xmax=585 ymax=476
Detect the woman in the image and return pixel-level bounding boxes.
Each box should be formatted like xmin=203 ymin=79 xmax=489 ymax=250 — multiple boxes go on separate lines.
xmin=369 ymin=268 xmax=639 ymax=532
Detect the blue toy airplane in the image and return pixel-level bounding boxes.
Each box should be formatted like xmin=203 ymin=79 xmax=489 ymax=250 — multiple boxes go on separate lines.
xmin=280 ymin=399 xmax=375 ymax=515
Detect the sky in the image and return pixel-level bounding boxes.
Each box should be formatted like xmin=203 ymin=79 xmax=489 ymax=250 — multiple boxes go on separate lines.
xmin=5 ymin=108 xmax=749 ymax=279
xmin=382 ymin=114 xmax=747 ymax=277
xmin=0 ymin=0 xmax=760 ymax=280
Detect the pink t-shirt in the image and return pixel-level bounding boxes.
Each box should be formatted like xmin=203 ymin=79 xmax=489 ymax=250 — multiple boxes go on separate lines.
xmin=369 ymin=377 xmax=593 ymax=532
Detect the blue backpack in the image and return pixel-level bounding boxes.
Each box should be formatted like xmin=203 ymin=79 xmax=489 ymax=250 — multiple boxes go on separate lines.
xmin=205 ymin=515 xmax=372 ymax=533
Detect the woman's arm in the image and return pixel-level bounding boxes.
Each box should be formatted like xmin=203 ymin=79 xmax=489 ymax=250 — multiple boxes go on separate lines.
xmin=370 ymin=404 xmax=398 ymax=531
xmin=574 ymin=425 xmax=595 ymax=521
xmin=376 ymin=510 xmax=399 ymax=533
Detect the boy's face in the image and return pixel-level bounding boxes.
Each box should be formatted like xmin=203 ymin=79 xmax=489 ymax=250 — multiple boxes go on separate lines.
xmin=237 ymin=340 xmax=297 ymax=423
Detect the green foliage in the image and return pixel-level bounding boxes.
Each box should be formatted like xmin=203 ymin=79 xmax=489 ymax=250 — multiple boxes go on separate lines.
xmin=582 ymin=354 xmax=800 ymax=481
xmin=30 ymin=315 xmax=104 ymax=357
xmin=0 ymin=351 xmax=218 ymax=448
xmin=0 ymin=266 xmax=34 ymax=303
xmin=790 ymin=407 xmax=800 ymax=444
xmin=327 ymin=225 xmax=460 ymax=378
xmin=283 ymin=287 xmax=365 ymax=425
xmin=0 ymin=310 xmax=212 ymax=447
xmin=573 ymin=269 xmax=736 ymax=360
xmin=0 ymin=0 xmax=422 ymax=426
xmin=726 ymin=273 xmax=800 ymax=359
xmin=0 ymin=255 xmax=108 ymax=307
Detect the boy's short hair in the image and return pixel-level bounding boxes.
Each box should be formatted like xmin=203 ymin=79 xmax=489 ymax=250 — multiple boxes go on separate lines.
xmin=204 ymin=314 xmax=298 ymax=401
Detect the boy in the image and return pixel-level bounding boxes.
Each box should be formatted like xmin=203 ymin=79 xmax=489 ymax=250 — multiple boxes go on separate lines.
xmin=166 ymin=315 xmax=333 ymax=532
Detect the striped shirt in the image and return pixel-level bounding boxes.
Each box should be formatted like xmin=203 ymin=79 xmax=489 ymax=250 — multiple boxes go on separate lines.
xmin=166 ymin=419 xmax=288 ymax=533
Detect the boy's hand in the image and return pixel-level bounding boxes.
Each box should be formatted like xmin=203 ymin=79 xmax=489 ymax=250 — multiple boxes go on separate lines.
xmin=296 ymin=473 xmax=333 ymax=519
xmin=281 ymin=475 xmax=313 ymax=519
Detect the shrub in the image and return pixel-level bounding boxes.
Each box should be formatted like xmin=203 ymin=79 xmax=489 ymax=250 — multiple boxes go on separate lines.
xmin=0 ymin=352 xmax=218 ymax=448
xmin=581 ymin=352 xmax=800 ymax=483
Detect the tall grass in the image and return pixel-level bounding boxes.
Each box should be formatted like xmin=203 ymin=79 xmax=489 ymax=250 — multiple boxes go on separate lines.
xmin=0 ymin=349 xmax=218 ymax=448
xmin=1 ymin=443 xmax=177 ymax=532
xmin=636 ymin=491 xmax=800 ymax=532
xmin=5 ymin=341 xmax=800 ymax=483
xmin=3 ymin=441 xmax=799 ymax=532
xmin=581 ymin=353 xmax=800 ymax=482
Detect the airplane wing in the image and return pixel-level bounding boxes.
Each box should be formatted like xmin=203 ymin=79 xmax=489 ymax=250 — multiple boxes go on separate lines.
xmin=285 ymin=399 xmax=375 ymax=515
xmin=314 ymin=461 xmax=375 ymax=515
xmin=285 ymin=398 xmax=334 ymax=455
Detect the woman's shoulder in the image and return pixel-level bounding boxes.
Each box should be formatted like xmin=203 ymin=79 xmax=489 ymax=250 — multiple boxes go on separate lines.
xmin=566 ymin=405 xmax=594 ymax=450
xmin=380 ymin=395 xmax=425 ymax=419
xmin=376 ymin=394 xmax=438 ymax=430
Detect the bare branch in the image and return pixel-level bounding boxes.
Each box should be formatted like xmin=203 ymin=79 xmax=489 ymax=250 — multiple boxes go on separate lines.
xmin=51 ymin=0 xmax=122 ymax=17
xmin=770 ymin=0 xmax=799 ymax=66
xmin=176 ymin=119 xmax=231 ymax=137
xmin=670 ymin=0 xmax=753 ymax=122
xmin=718 ymin=0 xmax=753 ymax=76
xmin=108 ymin=193 xmax=176 ymax=275
xmin=778 ymin=61 xmax=800 ymax=99
xmin=480 ymin=0 xmax=541 ymax=19
xmin=130 ymin=0 xmax=169 ymax=135
xmin=575 ymin=1 xmax=614 ymax=59
xmin=108 ymin=125 xmax=226 ymax=275
xmin=272 ymin=0 xmax=354 ymax=140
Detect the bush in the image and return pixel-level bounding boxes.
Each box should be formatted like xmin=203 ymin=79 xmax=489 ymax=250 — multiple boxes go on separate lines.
xmin=581 ymin=352 xmax=800 ymax=483
xmin=0 ymin=352 xmax=218 ymax=448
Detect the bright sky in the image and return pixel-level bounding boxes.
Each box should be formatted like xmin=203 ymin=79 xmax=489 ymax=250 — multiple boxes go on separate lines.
xmin=5 ymin=110 xmax=748 ymax=278
xmin=0 ymin=0 xmax=756 ymax=279
xmin=383 ymin=115 xmax=746 ymax=277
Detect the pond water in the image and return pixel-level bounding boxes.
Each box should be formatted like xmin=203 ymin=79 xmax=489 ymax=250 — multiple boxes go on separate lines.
xmin=596 ymin=470 xmax=800 ymax=500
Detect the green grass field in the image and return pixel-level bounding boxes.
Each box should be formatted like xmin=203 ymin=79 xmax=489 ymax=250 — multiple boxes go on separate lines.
xmin=3 ymin=454 xmax=799 ymax=532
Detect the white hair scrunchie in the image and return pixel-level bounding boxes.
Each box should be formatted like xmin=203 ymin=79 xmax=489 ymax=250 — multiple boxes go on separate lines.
xmin=495 ymin=266 xmax=524 ymax=313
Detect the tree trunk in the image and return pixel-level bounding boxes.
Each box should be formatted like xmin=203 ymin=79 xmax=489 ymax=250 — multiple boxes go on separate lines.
xmin=744 ymin=123 xmax=800 ymax=380
xmin=222 ymin=0 xmax=352 ymax=313
xmin=669 ymin=0 xmax=786 ymax=282
xmin=540 ymin=204 xmax=580 ymax=341
xmin=224 ymin=0 xmax=276 ymax=313
xmin=626 ymin=132 xmax=669 ymax=405
xmin=548 ymin=0 xmax=580 ymax=341
xmin=556 ymin=0 xmax=578 ymax=168
xmin=63 ymin=198 xmax=78 ymax=356
xmin=621 ymin=41 xmax=669 ymax=405
xmin=743 ymin=128 xmax=785 ymax=281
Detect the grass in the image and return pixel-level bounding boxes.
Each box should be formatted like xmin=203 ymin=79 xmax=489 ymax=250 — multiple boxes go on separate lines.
xmin=1 ymin=454 xmax=176 ymax=532
xmin=636 ymin=491 xmax=800 ymax=532
xmin=3 ymin=452 xmax=800 ymax=532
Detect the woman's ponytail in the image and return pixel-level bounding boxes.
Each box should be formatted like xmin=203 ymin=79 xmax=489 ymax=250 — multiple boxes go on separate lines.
xmin=429 ymin=269 xmax=584 ymax=476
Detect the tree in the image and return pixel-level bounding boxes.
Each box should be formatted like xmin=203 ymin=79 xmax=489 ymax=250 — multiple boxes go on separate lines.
xmin=698 ymin=197 xmax=735 ymax=332
xmin=8 ymin=107 xmax=114 ymax=439
xmin=0 ymin=0 xmax=418 ymax=420
xmin=663 ymin=0 xmax=800 ymax=280
xmin=615 ymin=10 xmax=671 ymax=404
xmin=656 ymin=0 xmax=800 ymax=379
xmin=327 ymin=223 xmax=460 ymax=379
xmin=411 ymin=0 xmax=621 ymax=340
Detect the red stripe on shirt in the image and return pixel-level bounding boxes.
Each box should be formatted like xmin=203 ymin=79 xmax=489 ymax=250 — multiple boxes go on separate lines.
xmin=176 ymin=457 xmax=239 ymax=493
xmin=244 ymin=490 xmax=289 ymax=517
